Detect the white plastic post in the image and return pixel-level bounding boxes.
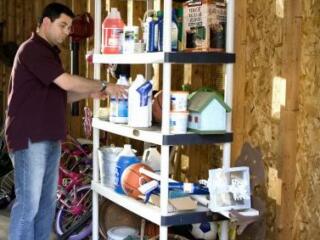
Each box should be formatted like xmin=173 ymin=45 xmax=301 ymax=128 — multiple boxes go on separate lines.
xmin=159 ymin=1 xmax=172 ymax=240
xmin=92 ymin=1 xmax=102 ymax=240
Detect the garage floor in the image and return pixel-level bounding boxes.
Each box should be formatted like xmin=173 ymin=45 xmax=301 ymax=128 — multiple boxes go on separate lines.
xmin=0 ymin=206 xmax=58 ymax=240
xmin=0 ymin=207 xmax=10 ymax=239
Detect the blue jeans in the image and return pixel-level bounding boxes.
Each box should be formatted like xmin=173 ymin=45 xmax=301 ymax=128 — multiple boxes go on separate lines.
xmin=9 ymin=140 xmax=61 ymax=240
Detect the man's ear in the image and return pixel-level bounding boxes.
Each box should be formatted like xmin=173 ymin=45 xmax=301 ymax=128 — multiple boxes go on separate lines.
xmin=42 ymin=17 xmax=51 ymax=26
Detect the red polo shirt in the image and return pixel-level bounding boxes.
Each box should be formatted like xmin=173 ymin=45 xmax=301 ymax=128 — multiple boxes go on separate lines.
xmin=5 ymin=32 xmax=67 ymax=152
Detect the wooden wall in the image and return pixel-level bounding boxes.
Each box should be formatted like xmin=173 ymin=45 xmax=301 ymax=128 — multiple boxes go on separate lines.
xmin=233 ymin=0 xmax=320 ymax=240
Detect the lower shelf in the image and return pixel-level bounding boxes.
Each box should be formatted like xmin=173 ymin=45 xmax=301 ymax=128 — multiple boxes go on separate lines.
xmin=92 ymin=181 xmax=227 ymax=226
xmin=92 ymin=118 xmax=233 ymax=146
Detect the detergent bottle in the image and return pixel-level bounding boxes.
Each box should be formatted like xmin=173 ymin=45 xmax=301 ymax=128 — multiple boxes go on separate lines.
xmin=128 ymin=74 xmax=152 ymax=127
xmin=114 ymin=144 xmax=140 ymax=194
xmin=109 ymin=75 xmax=129 ymax=124
xmin=102 ymin=8 xmax=125 ymax=54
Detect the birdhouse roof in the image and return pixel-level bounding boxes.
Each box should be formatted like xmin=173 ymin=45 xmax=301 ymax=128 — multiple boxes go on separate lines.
xmin=188 ymin=91 xmax=231 ymax=112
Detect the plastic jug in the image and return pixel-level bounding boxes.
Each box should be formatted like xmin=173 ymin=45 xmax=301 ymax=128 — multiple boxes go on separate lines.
xmin=109 ymin=75 xmax=129 ymax=124
xmin=102 ymin=8 xmax=125 ymax=54
xmin=128 ymin=74 xmax=152 ymax=127
xmin=114 ymin=144 xmax=140 ymax=194
xmin=142 ymin=146 xmax=161 ymax=172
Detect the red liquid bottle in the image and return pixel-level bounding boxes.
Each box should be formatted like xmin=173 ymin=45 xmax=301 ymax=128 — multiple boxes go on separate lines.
xmin=102 ymin=8 xmax=125 ymax=54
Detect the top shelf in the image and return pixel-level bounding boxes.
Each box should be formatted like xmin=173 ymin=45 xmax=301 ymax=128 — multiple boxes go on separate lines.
xmin=93 ymin=51 xmax=235 ymax=65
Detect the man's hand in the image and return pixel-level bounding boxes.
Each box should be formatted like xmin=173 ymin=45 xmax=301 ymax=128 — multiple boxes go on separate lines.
xmin=90 ymin=91 xmax=108 ymax=100
xmin=104 ymin=82 xmax=128 ymax=99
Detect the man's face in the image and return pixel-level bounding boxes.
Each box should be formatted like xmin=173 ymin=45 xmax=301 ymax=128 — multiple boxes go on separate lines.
xmin=44 ymin=13 xmax=72 ymax=46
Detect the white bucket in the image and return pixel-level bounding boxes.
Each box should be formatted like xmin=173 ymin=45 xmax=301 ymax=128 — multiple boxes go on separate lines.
xmin=171 ymin=91 xmax=189 ymax=112
xmin=98 ymin=147 xmax=123 ymax=188
xmin=107 ymin=226 xmax=138 ymax=240
xmin=170 ymin=111 xmax=189 ymax=133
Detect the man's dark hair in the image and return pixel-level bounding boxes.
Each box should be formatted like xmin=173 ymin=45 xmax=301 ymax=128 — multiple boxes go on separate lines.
xmin=38 ymin=3 xmax=74 ymax=26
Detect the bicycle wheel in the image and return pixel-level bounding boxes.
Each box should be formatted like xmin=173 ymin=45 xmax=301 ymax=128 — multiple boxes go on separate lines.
xmin=55 ymin=185 xmax=92 ymax=240
xmin=0 ymin=170 xmax=14 ymax=193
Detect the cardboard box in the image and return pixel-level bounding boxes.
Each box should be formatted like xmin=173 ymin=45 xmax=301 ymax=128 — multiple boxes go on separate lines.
xmin=149 ymin=195 xmax=198 ymax=212
xmin=182 ymin=0 xmax=226 ymax=51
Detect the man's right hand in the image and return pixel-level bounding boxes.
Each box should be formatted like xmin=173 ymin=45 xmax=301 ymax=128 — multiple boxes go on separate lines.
xmin=104 ymin=82 xmax=128 ymax=99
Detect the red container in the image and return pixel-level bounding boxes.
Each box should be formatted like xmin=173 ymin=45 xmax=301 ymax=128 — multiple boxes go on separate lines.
xmin=102 ymin=8 xmax=125 ymax=54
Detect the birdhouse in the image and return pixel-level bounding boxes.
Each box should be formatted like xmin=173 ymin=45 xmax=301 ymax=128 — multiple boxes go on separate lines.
xmin=187 ymin=91 xmax=231 ymax=133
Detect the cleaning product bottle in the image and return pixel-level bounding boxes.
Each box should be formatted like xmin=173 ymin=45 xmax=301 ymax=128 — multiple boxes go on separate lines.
xmin=128 ymin=74 xmax=152 ymax=127
xmin=143 ymin=17 xmax=153 ymax=52
xmin=147 ymin=16 xmax=159 ymax=52
xmin=109 ymin=75 xmax=129 ymax=123
xmin=158 ymin=10 xmax=178 ymax=51
xmin=102 ymin=8 xmax=125 ymax=54
xmin=176 ymin=8 xmax=183 ymax=51
xmin=114 ymin=144 xmax=140 ymax=194
xmin=142 ymin=146 xmax=161 ymax=172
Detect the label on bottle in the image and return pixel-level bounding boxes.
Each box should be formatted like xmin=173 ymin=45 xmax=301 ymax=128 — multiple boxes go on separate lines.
xmin=171 ymin=23 xmax=179 ymax=51
xmin=110 ymin=98 xmax=128 ymax=118
xmin=103 ymin=27 xmax=123 ymax=49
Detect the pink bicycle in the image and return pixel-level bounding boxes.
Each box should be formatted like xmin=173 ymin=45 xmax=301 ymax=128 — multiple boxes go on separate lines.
xmin=55 ymin=136 xmax=92 ymax=240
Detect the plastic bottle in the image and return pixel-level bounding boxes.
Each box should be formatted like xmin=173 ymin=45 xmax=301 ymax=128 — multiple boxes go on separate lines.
xmin=114 ymin=144 xmax=140 ymax=194
xmin=175 ymin=8 xmax=183 ymax=51
xmin=158 ymin=10 xmax=178 ymax=51
xmin=102 ymin=8 xmax=125 ymax=54
xmin=142 ymin=146 xmax=161 ymax=172
xmin=109 ymin=75 xmax=129 ymax=124
xmin=143 ymin=17 xmax=151 ymax=51
xmin=128 ymin=74 xmax=152 ymax=127
xmin=147 ymin=16 xmax=159 ymax=52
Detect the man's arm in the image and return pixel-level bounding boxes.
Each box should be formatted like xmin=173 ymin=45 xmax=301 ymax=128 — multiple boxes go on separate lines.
xmin=67 ymin=92 xmax=89 ymax=103
xmin=54 ymin=73 xmax=103 ymax=93
xmin=54 ymin=73 xmax=127 ymax=103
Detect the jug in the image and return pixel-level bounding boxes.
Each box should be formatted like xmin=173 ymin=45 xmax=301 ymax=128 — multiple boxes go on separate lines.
xmin=142 ymin=146 xmax=161 ymax=172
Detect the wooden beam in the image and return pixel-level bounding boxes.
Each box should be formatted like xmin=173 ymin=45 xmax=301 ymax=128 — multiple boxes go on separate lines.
xmin=231 ymin=0 xmax=247 ymax=162
xmin=276 ymin=0 xmax=302 ymax=239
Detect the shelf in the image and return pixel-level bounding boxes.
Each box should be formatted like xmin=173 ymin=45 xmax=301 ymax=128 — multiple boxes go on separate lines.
xmin=165 ymin=51 xmax=235 ymax=64
xmin=92 ymin=118 xmax=233 ymax=146
xmin=92 ymin=52 xmax=235 ymax=64
xmin=93 ymin=52 xmax=164 ymax=64
xmin=92 ymin=181 xmax=227 ymax=226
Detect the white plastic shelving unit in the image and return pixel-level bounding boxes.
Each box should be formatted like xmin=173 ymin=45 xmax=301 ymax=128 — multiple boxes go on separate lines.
xmin=91 ymin=1 xmax=235 ymax=240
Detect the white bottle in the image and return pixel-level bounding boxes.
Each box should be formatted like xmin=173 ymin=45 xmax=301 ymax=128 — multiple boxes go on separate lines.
xmin=128 ymin=74 xmax=152 ymax=127
xmin=114 ymin=144 xmax=140 ymax=194
xmin=109 ymin=75 xmax=129 ymax=123
xmin=142 ymin=146 xmax=161 ymax=172
xmin=143 ymin=17 xmax=153 ymax=51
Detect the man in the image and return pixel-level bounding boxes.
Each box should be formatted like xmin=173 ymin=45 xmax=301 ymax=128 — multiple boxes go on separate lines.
xmin=5 ymin=3 xmax=126 ymax=240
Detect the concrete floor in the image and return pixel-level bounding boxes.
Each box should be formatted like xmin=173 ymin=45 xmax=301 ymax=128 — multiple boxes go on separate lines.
xmin=0 ymin=205 xmax=58 ymax=240
xmin=0 ymin=207 xmax=10 ymax=240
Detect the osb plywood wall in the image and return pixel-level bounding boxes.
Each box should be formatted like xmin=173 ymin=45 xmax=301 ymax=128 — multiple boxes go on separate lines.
xmin=233 ymin=0 xmax=320 ymax=240
xmin=294 ymin=1 xmax=320 ymax=239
